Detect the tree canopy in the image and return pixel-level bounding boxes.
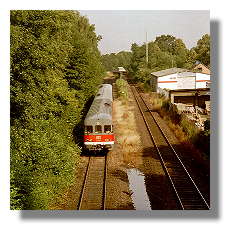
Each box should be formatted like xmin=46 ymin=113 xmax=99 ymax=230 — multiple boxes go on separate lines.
xmin=10 ymin=10 xmax=105 ymax=209
xmin=193 ymin=34 xmax=210 ymax=67
xmin=101 ymin=34 xmax=210 ymax=83
xmin=101 ymin=51 xmax=132 ymax=71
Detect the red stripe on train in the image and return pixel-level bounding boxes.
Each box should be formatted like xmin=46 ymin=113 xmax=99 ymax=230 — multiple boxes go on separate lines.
xmin=84 ymin=134 xmax=114 ymax=142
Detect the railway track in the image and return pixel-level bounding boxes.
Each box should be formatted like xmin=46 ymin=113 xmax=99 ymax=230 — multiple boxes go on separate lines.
xmin=112 ymin=83 xmax=118 ymax=99
xmin=131 ymin=85 xmax=210 ymax=210
xmin=77 ymin=81 xmax=116 ymax=210
xmin=77 ymin=155 xmax=107 ymax=210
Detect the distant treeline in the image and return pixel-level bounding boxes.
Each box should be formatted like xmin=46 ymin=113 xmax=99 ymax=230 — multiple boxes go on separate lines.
xmin=10 ymin=10 xmax=105 ymax=209
xmin=101 ymin=34 xmax=210 ymax=82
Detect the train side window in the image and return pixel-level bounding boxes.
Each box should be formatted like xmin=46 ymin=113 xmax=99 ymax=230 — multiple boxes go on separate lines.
xmin=85 ymin=126 xmax=93 ymax=133
xmin=104 ymin=125 xmax=111 ymax=133
xmin=95 ymin=125 xmax=102 ymax=133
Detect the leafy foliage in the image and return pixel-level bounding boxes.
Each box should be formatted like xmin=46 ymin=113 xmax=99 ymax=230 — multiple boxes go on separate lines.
xmin=193 ymin=34 xmax=210 ymax=67
xmin=116 ymin=78 xmax=129 ymax=99
xmin=10 ymin=10 xmax=104 ymax=209
xmin=101 ymin=34 xmax=210 ymax=85
xmin=101 ymin=51 xmax=132 ymax=72
xmin=129 ymin=35 xmax=189 ymax=83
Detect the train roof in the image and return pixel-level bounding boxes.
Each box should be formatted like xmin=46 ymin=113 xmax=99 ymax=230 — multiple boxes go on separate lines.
xmin=84 ymin=99 xmax=112 ymax=124
xmin=84 ymin=84 xmax=113 ymax=125
xmin=95 ymin=84 xmax=112 ymax=102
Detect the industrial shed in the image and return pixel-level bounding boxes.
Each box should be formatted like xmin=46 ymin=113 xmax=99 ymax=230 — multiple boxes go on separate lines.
xmin=150 ymin=67 xmax=210 ymax=92
xmin=150 ymin=68 xmax=187 ymax=91
xmin=113 ymin=67 xmax=127 ymax=77
xmin=169 ymin=88 xmax=210 ymax=109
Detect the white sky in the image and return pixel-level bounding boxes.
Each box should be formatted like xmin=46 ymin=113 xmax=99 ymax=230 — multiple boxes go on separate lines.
xmin=80 ymin=10 xmax=210 ymax=54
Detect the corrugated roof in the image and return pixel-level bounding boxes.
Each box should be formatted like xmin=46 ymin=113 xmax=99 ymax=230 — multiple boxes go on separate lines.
xmin=178 ymin=72 xmax=196 ymax=77
xmin=85 ymin=84 xmax=112 ymax=123
xmin=85 ymin=99 xmax=112 ymax=120
xmin=151 ymin=68 xmax=187 ymax=77
xmin=95 ymin=84 xmax=112 ymax=102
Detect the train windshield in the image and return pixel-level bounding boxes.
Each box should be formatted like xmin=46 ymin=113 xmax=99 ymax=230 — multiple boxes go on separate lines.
xmin=95 ymin=125 xmax=102 ymax=133
xmin=104 ymin=125 xmax=112 ymax=133
xmin=85 ymin=126 xmax=93 ymax=134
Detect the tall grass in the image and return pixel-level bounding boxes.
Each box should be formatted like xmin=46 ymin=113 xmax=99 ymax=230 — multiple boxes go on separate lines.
xmin=137 ymin=82 xmax=153 ymax=92
xmin=151 ymin=95 xmax=210 ymax=159
xmin=180 ymin=115 xmax=200 ymax=141
xmin=116 ymin=78 xmax=129 ymax=100
xmin=113 ymin=100 xmax=142 ymax=168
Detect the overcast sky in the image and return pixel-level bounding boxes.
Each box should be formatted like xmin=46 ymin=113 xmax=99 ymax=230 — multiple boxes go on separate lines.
xmin=79 ymin=10 xmax=210 ymax=55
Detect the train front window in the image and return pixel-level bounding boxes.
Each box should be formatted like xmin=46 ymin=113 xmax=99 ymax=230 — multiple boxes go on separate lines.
xmin=104 ymin=125 xmax=112 ymax=133
xmin=85 ymin=126 xmax=93 ymax=134
xmin=95 ymin=125 xmax=102 ymax=133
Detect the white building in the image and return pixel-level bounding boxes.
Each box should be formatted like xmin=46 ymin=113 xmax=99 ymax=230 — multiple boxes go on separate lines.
xmin=195 ymin=72 xmax=211 ymax=88
xmin=118 ymin=67 xmax=126 ymax=73
xmin=150 ymin=67 xmax=210 ymax=92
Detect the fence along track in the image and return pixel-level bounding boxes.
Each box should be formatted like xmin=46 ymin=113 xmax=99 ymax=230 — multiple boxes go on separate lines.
xmin=131 ymin=85 xmax=210 ymax=210
xmin=77 ymin=155 xmax=107 ymax=210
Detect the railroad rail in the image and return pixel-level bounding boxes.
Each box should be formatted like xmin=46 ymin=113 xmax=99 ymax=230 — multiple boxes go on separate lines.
xmin=131 ymin=85 xmax=210 ymax=210
xmin=77 ymin=80 xmax=120 ymax=210
xmin=112 ymin=83 xmax=118 ymax=99
xmin=77 ymin=155 xmax=107 ymax=210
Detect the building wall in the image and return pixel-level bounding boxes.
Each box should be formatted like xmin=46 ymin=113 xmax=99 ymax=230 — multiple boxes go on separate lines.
xmin=152 ymin=72 xmax=210 ymax=92
xmin=193 ymin=64 xmax=210 ymax=75
xmin=195 ymin=73 xmax=210 ymax=88
xmin=177 ymin=75 xmax=196 ymax=89
xmin=157 ymin=73 xmax=178 ymax=90
xmin=173 ymin=95 xmax=210 ymax=108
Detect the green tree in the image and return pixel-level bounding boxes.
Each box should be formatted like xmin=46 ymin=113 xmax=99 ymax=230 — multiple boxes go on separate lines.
xmin=193 ymin=34 xmax=210 ymax=67
xmin=101 ymin=51 xmax=132 ymax=72
xmin=184 ymin=48 xmax=198 ymax=69
xmin=155 ymin=35 xmax=188 ymax=67
xmin=10 ymin=10 xmax=104 ymax=209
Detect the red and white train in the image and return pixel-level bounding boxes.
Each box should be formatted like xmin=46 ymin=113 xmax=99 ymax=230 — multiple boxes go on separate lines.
xmin=83 ymin=84 xmax=114 ymax=151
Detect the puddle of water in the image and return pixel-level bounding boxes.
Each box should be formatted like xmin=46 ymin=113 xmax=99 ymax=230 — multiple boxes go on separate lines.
xmin=127 ymin=168 xmax=151 ymax=210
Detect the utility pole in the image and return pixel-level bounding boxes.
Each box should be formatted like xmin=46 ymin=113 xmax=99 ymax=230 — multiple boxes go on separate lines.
xmin=146 ymin=32 xmax=148 ymax=65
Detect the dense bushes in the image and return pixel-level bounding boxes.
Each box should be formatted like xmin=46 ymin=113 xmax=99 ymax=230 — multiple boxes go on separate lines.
xmin=193 ymin=119 xmax=210 ymax=157
xmin=10 ymin=10 xmax=104 ymax=209
xmin=101 ymin=51 xmax=132 ymax=72
xmin=116 ymin=78 xmax=129 ymax=99
xmin=152 ymin=95 xmax=210 ymax=158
